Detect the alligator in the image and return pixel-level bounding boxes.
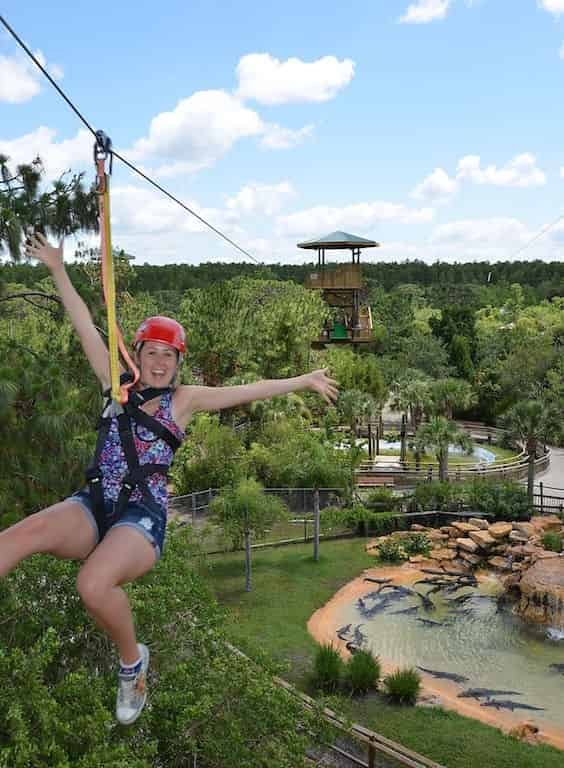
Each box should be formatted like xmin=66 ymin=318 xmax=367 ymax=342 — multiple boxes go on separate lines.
xmin=417 ymin=666 xmax=469 ymax=683
xmin=336 ymin=623 xmax=352 ymax=638
xmin=413 ymin=591 xmax=435 ymax=610
xmin=458 ymin=688 xmax=522 ymax=699
xmin=416 ymin=617 xmax=443 ymax=627
xmin=389 ymin=605 xmax=420 ymax=616
xmin=353 ymin=624 xmax=367 ymax=645
xmin=481 ymin=699 xmax=544 ymax=712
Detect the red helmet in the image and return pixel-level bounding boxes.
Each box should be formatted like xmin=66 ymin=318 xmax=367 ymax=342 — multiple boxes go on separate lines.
xmin=134 ymin=316 xmax=186 ymax=354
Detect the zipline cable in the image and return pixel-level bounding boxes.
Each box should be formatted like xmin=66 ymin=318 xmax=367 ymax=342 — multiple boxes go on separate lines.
xmin=0 ymin=13 xmax=259 ymax=264
xmin=509 ymin=213 xmax=564 ymax=261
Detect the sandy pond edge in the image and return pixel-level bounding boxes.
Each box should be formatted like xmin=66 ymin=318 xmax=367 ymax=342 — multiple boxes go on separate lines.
xmin=307 ymin=563 xmax=564 ymax=752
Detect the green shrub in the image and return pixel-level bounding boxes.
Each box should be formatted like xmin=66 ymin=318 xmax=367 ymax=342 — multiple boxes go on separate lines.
xmin=377 ymin=539 xmax=406 ymax=563
xmin=365 ymin=488 xmax=400 ymax=510
xmin=402 ymin=533 xmax=431 ymax=557
xmin=368 ymin=511 xmax=396 ymax=536
xmin=542 ymin=531 xmax=563 ymax=553
xmin=461 ymin=480 xmax=531 ymax=521
xmin=346 ymin=649 xmax=381 ymax=695
xmin=411 ymin=481 xmax=457 ymax=511
xmin=0 ymin=527 xmax=327 ymax=767
xmin=383 ymin=667 xmax=421 ymax=705
xmin=312 ymin=643 xmax=344 ymax=692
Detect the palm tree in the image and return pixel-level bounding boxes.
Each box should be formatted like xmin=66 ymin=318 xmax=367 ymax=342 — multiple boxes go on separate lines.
xmin=501 ymin=400 xmax=550 ymax=501
xmin=430 ymin=378 xmax=476 ymax=420
xmin=415 ymin=417 xmax=472 ymax=482
xmin=338 ymin=389 xmax=378 ymax=438
xmin=391 ymin=372 xmax=433 ymax=430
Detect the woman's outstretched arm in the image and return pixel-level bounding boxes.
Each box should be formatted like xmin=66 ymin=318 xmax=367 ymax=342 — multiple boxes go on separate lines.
xmin=25 ymin=234 xmax=110 ymax=387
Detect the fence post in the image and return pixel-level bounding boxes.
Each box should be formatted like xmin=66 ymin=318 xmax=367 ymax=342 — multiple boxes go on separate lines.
xmin=368 ymin=422 xmax=373 ymax=460
xmin=540 ymin=481 xmax=544 ymax=514
xmin=368 ymin=738 xmax=376 ymax=768
xmin=191 ymin=492 xmax=197 ymax=526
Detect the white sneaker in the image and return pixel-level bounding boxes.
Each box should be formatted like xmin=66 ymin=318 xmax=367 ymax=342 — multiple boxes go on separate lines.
xmin=116 ymin=643 xmax=150 ymax=725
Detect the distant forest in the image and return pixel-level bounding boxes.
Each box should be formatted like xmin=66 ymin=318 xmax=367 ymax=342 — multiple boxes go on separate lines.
xmin=3 ymin=259 xmax=564 ymax=306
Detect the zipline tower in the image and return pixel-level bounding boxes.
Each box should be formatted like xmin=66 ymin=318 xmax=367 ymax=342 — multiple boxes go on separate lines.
xmin=298 ymin=231 xmax=379 ymax=347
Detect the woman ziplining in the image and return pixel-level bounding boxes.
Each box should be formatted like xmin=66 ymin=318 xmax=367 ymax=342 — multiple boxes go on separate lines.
xmin=0 ymin=232 xmax=339 ymax=726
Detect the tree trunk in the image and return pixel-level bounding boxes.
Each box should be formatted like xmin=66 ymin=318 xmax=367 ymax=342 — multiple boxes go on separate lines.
xmin=313 ymin=488 xmax=320 ymax=562
xmin=526 ymin=437 xmax=537 ymax=503
xmin=244 ymin=528 xmax=252 ymax=592
xmin=400 ymin=414 xmax=407 ymax=464
xmin=439 ymin=449 xmax=448 ymax=482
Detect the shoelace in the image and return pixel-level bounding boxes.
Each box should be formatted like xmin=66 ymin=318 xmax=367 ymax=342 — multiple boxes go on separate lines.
xmin=118 ymin=674 xmax=140 ymax=705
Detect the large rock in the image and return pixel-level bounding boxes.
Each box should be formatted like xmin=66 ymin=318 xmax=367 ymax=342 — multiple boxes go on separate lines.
xmin=430 ymin=548 xmax=457 ymax=561
xmin=469 ymin=530 xmax=496 ymax=549
xmin=488 ymin=556 xmax=512 ymax=571
xmin=529 ymin=515 xmax=562 ymax=534
xmin=509 ymin=530 xmax=529 ymax=545
xmin=512 ymin=522 xmax=535 ymax=539
xmin=489 ymin=522 xmax=513 ymax=540
xmin=457 ymin=537 xmax=479 ymax=554
xmin=459 ymin=551 xmax=482 ymax=566
xmin=451 ymin=521 xmax=480 ymax=535
xmin=469 ymin=517 xmax=490 ymax=530
xmin=517 ymin=557 xmax=564 ymax=626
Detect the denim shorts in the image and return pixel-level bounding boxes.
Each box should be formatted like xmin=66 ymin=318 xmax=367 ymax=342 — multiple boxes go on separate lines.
xmin=68 ymin=489 xmax=166 ymax=560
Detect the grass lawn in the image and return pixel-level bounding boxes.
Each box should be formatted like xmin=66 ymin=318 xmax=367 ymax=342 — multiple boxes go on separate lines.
xmin=202 ymin=538 xmax=564 ymax=768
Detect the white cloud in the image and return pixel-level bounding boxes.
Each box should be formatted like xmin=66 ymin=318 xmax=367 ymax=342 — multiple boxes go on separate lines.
xmin=431 ymin=217 xmax=530 ymax=246
xmin=411 ymin=167 xmax=458 ymax=203
xmin=236 ymin=53 xmax=355 ymax=104
xmin=227 ymin=182 xmax=296 ymax=217
xmin=399 ymin=0 xmax=451 ymax=24
xmin=129 ymin=90 xmax=264 ymax=175
xmin=277 ymin=201 xmax=434 ymax=237
xmin=260 ymin=123 xmax=314 ymax=149
xmin=0 ymin=126 xmax=91 ymax=180
xmin=456 ymin=153 xmax=546 ymax=187
xmin=0 ymin=50 xmax=63 ymax=103
xmin=538 ymin=1 xmax=564 ymax=16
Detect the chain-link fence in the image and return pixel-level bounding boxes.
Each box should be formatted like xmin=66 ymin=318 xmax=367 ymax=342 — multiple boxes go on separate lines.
xmin=169 ymin=487 xmax=349 ymax=553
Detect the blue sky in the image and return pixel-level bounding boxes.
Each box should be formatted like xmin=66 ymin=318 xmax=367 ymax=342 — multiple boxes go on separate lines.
xmin=1 ymin=0 xmax=564 ymax=266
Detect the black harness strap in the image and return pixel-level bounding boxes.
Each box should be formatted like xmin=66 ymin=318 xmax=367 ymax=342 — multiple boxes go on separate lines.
xmin=86 ymin=375 xmax=181 ymax=535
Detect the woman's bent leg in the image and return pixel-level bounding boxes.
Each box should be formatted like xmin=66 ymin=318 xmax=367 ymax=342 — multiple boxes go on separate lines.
xmin=76 ymin=526 xmax=156 ymax=664
xmin=0 ymin=499 xmax=98 ymax=578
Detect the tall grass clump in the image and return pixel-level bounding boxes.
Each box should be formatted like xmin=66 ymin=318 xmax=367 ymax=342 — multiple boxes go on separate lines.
xmin=312 ymin=643 xmax=344 ymax=692
xmin=346 ymin=649 xmax=381 ymax=695
xmin=542 ymin=532 xmax=563 ymax=553
xmin=383 ymin=667 xmax=421 ymax=705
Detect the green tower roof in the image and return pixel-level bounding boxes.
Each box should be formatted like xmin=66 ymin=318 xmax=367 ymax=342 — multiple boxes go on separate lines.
xmin=297 ymin=231 xmax=379 ymax=250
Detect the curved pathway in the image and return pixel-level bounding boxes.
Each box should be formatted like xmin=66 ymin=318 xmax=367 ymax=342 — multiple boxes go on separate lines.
xmin=534 ymin=445 xmax=564 ymax=491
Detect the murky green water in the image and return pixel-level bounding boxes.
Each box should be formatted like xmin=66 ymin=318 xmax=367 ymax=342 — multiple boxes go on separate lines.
xmin=335 ymin=574 xmax=564 ymax=730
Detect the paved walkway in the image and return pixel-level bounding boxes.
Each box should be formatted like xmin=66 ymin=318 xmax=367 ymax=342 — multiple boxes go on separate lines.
xmin=535 ymin=445 xmax=564 ymax=491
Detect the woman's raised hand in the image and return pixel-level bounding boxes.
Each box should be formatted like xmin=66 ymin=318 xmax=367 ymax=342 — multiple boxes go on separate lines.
xmin=25 ymin=233 xmax=64 ymax=272
xmin=305 ymin=368 xmax=339 ymax=406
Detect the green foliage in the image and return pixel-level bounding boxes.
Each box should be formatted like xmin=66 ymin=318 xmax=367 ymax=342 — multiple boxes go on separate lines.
xmin=0 ymin=528 xmax=325 ymax=767
xmin=411 ymin=481 xmax=456 ymax=510
xmin=402 ymin=533 xmax=431 ymax=557
xmin=170 ymin=413 xmax=245 ymax=494
xmin=0 ymin=156 xmax=98 ymax=262
xmin=208 ymin=477 xmax=289 ymax=550
xmin=376 ymin=539 xmax=407 ymax=564
xmin=365 ymin=487 xmax=400 ymax=510
xmin=323 ymin=347 xmax=386 ymax=405
xmin=541 ymin=532 xmax=563 ymax=553
xmin=462 ymin=480 xmax=531 ymax=521
xmin=311 ymin=643 xmax=344 ymax=693
xmin=345 ymin=649 xmax=381 ymax=695
xmin=178 ymin=277 xmax=327 ymax=383
xmin=383 ymin=668 xmax=422 ymax=706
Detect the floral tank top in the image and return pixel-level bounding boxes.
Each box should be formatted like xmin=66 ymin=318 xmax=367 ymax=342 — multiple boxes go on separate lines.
xmin=98 ymin=391 xmax=185 ymax=512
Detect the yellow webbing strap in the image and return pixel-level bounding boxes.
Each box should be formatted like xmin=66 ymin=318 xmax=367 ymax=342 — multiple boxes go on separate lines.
xmin=97 ymin=164 xmax=121 ymax=402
